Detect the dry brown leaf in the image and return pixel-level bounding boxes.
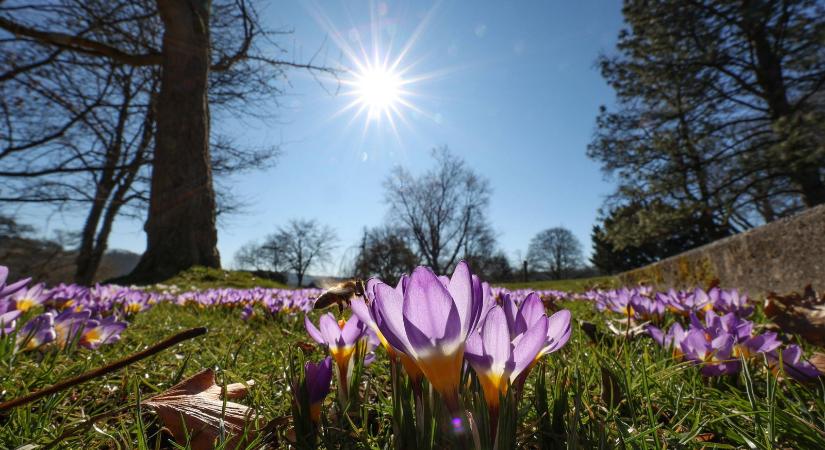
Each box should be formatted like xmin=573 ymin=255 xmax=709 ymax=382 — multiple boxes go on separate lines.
xmin=143 ymin=368 xmax=259 ymax=449
xmin=809 ymin=352 xmax=825 ymax=376
xmin=765 ymin=286 xmax=825 ymax=346
xmin=695 ymin=432 xmax=715 ymax=443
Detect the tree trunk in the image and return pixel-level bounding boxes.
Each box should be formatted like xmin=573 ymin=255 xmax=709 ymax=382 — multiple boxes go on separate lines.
xmin=75 ymin=75 xmax=133 ymax=285
xmin=75 ymin=186 xmax=112 ymax=285
xmin=127 ymin=0 xmax=220 ymax=283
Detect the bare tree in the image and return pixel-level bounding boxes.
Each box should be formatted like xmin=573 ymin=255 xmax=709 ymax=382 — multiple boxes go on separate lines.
xmin=527 ymin=227 xmax=583 ymax=280
xmin=0 ymin=0 xmax=335 ymax=283
xmin=384 ymin=147 xmax=492 ymax=274
xmin=352 ymin=225 xmax=419 ymax=285
xmin=1 ymin=0 xmax=331 ymax=283
xmin=259 ymin=219 xmax=337 ymax=287
xmin=233 ymin=241 xmax=268 ymax=271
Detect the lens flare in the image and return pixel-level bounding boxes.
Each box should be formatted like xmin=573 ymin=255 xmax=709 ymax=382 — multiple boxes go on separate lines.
xmin=351 ymin=64 xmax=403 ymax=120
xmin=303 ymin=2 xmax=450 ymax=139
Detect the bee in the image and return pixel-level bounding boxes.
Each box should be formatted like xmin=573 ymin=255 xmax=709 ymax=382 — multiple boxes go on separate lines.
xmin=313 ymin=279 xmax=367 ymax=313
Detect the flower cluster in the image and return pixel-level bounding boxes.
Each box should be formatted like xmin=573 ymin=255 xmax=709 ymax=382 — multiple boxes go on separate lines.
xmin=0 ymin=266 xmax=128 ymax=352
xmin=175 ymin=286 xmax=320 ymax=316
xmin=646 ymin=311 xmax=819 ymax=380
xmin=586 ymin=284 xmax=819 ymax=381
xmin=587 ymin=286 xmax=753 ymax=321
xmin=304 ymin=261 xmax=573 ymax=445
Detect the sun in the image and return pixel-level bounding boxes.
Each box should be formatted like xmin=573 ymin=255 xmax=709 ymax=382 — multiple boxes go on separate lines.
xmin=305 ymin=2 xmax=446 ymax=137
xmin=346 ymin=59 xmax=407 ymax=122
xmin=351 ymin=64 xmax=403 ymax=119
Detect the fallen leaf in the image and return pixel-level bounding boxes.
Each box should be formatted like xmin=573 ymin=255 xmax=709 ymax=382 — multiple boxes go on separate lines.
xmin=143 ymin=369 xmax=259 ymax=449
xmin=765 ymin=286 xmax=825 ymax=346
xmin=695 ymin=432 xmax=715 ymax=442
xmin=809 ymin=352 xmax=825 ymax=376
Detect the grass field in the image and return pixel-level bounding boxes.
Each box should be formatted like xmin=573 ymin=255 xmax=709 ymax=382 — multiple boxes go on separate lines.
xmin=161 ymin=266 xmax=614 ymax=293
xmin=157 ymin=266 xmax=291 ymax=290
xmin=497 ymin=275 xmax=616 ymax=292
xmin=2 ymin=277 xmax=824 ymax=449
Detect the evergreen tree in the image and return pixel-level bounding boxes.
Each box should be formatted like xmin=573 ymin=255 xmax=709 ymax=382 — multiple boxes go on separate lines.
xmin=589 ymin=0 xmax=825 ymax=250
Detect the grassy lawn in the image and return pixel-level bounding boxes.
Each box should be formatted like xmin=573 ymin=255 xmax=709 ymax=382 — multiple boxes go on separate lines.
xmin=498 ymin=275 xmax=616 ymax=292
xmin=158 ymin=266 xmax=613 ymax=293
xmin=155 ymin=266 xmax=290 ymax=290
xmin=2 ymin=285 xmax=823 ymax=448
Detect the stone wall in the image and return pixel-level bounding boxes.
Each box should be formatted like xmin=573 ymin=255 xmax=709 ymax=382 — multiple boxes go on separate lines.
xmin=618 ymin=204 xmax=825 ymax=295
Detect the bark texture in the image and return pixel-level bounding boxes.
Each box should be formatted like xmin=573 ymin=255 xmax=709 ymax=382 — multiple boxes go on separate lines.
xmin=129 ymin=0 xmax=220 ymax=283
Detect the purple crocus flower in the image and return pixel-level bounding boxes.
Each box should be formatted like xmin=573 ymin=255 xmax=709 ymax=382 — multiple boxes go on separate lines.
xmin=367 ymin=261 xmax=485 ymax=411
xmin=767 ymin=345 xmax=822 ymax=381
xmin=298 ymin=357 xmax=333 ymax=423
xmin=9 ymin=283 xmax=49 ymax=313
xmin=305 ymin=313 xmax=372 ymax=399
xmin=0 ymin=266 xmax=30 ymax=298
xmin=738 ymin=332 xmax=781 ymax=358
xmin=630 ymin=293 xmax=665 ymax=320
xmin=80 ymin=316 xmax=128 ymax=349
xmin=351 ymin=275 xmax=425 ymax=383
xmin=241 ymin=303 xmax=255 ymax=321
xmin=679 ymin=329 xmax=740 ymax=376
xmin=305 ymin=313 xmax=368 ymax=369
xmin=697 ymin=311 xmax=753 ymax=343
xmin=646 ymin=322 xmax=687 ymax=358
xmin=714 ymin=289 xmax=753 ymax=317
xmin=508 ymin=293 xmax=572 ymax=359
xmin=54 ymin=309 xmax=92 ymax=348
xmin=465 ymin=303 xmax=548 ymax=411
xmin=0 ymin=298 xmax=22 ymax=335
xmin=688 ymin=288 xmax=715 ymax=315
xmin=16 ymin=312 xmax=56 ymax=351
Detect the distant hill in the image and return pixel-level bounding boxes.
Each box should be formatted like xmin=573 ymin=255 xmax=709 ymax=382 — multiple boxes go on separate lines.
xmin=0 ymin=235 xmax=139 ymax=285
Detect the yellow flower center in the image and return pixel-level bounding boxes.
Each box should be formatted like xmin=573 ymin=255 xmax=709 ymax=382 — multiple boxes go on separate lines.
xmin=415 ymin=348 xmax=465 ymax=410
xmin=475 ymin=370 xmax=506 ymax=409
xmin=16 ymin=298 xmax=35 ymax=313
xmin=82 ymin=328 xmax=102 ymax=346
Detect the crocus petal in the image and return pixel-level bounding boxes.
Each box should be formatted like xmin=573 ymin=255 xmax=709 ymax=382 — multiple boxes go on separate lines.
xmin=543 ymin=309 xmax=572 ymax=354
xmin=402 ymin=267 xmax=458 ymax=343
xmin=512 ymin=314 xmax=548 ymax=377
xmin=340 ymin=315 xmax=364 ymax=344
xmin=481 ymin=307 xmax=511 ymax=375
xmin=646 ymin=325 xmax=665 ymax=346
xmin=516 ymin=293 xmax=545 ymax=334
xmin=350 ymin=298 xmax=373 ymax=327
xmin=0 ymin=277 xmax=30 ymax=297
xmin=372 ymin=283 xmax=412 ymax=354
xmin=743 ymin=332 xmax=781 ymax=354
xmin=464 ymin=330 xmax=484 ymax=365
xmin=681 ymin=329 xmax=709 ymax=361
xmin=304 ymin=316 xmax=325 ymax=345
xmin=501 ymin=294 xmax=519 ymax=333
xmin=365 ymin=278 xmax=381 ymax=302
xmin=778 ymin=346 xmax=822 ymax=381
xmin=318 ymin=313 xmax=341 ymax=344
xmin=447 ymin=261 xmax=474 ymax=336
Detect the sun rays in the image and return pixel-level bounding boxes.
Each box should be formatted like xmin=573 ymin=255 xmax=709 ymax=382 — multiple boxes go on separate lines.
xmin=305 ymin=1 xmax=442 ymax=139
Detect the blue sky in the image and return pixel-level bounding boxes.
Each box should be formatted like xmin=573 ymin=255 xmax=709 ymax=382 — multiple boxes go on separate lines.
xmin=32 ymin=0 xmax=625 ymax=275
